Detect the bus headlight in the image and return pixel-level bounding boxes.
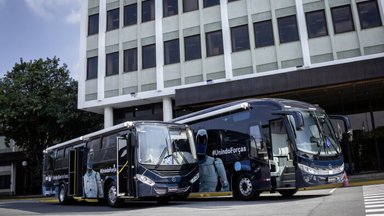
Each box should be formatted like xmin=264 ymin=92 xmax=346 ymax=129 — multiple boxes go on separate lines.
xmin=136 ymin=174 xmax=155 ymax=186
xmin=190 ymin=173 xmax=199 ymax=184
xmin=298 ymin=163 xmax=317 ymax=175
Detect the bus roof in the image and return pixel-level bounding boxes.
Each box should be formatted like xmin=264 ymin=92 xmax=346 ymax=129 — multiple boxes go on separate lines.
xmin=172 ymin=98 xmax=323 ymax=124
xmin=44 ymin=121 xmax=186 ymax=152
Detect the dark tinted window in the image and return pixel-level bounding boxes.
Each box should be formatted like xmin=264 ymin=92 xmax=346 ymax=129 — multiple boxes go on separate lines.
xmin=88 ymin=14 xmax=99 ymax=35
xmin=164 ymin=0 xmax=178 ymax=17
xmin=124 ymin=48 xmax=138 ymax=72
xmin=184 ymin=35 xmax=201 ymax=61
xmin=164 ymin=39 xmax=180 ymax=65
xmin=106 ymin=52 xmax=119 ymax=76
xmin=124 ymin=3 xmax=137 ymax=26
xmin=331 ymin=5 xmax=355 ymax=34
xmin=142 ymin=0 xmax=155 ymax=22
xmin=231 ymin=25 xmax=250 ymax=52
xmin=206 ymin=30 xmax=223 ymax=57
xmin=203 ymin=0 xmax=220 ymax=8
xmin=183 ymin=0 xmax=198 ymax=12
xmin=254 ymin=20 xmax=274 ymax=47
xmin=278 ymin=15 xmax=299 ymax=43
xmin=0 ymin=175 xmax=10 ymax=189
xmin=142 ymin=44 xmax=156 ymax=69
xmin=87 ymin=56 xmax=98 ymax=80
xmin=107 ymin=8 xmax=119 ymax=31
xmin=88 ymin=138 xmax=101 ymax=151
xmin=306 ymin=10 xmax=328 ymax=38
xmin=357 ymin=1 xmax=382 ymax=29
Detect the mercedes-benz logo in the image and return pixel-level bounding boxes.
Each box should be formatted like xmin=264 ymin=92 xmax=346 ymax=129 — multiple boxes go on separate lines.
xmin=328 ymin=164 xmax=333 ymax=169
xmin=171 ymin=177 xmax=176 ymax=182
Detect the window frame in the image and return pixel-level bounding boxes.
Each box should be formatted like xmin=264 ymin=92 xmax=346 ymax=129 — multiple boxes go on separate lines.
xmin=206 ymin=30 xmax=224 ymax=57
xmin=124 ymin=48 xmax=138 ymax=72
xmin=124 ymin=3 xmax=137 ymax=27
xmin=331 ymin=5 xmax=355 ymax=34
xmin=253 ymin=20 xmax=275 ymax=48
xmin=277 ymin=15 xmax=300 ymax=44
xmin=142 ymin=44 xmax=156 ymax=69
xmin=106 ymin=8 xmax=120 ymax=31
xmin=142 ymin=0 xmax=155 ymax=23
xmin=203 ymin=0 xmax=220 ymax=8
xmin=183 ymin=0 xmax=198 ymax=12
xmin=231 ymin=25 xmax=250 ymax=52
xmin=163 ymin=0 xmax=178 ymax=17
xmin=184 ymin=34 xmax=202 ymax=61
xmin=106 ymin=52 xmax=119 ymax=76
xmin=86 ymin=56 xmax=98 ymax=80
xmin=357 ymin=1 xmax=383 ymax=29
xmin=164 ymin=39 xmax=180 ymax=65
xmin=88 ymin=14 xmax=99 ymax=36
xmin=305 ymin=10 xmax=328 ymax=38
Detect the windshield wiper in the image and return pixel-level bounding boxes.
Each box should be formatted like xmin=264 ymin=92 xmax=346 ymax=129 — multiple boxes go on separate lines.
xmin=155 ymin=139 xmax=169 ymax=169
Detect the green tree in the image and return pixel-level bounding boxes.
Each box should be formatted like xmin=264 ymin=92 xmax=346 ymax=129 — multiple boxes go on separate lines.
xmin=0 ymin=57 xmax=102 ymax=169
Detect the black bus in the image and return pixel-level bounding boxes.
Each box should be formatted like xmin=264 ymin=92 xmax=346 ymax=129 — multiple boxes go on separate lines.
xmin=172 ymin=98 xmax=352 ymax=200
xmin=42 ymin=121 xmax=199 ymax=207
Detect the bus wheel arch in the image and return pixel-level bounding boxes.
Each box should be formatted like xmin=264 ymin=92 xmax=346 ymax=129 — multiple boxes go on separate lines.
xmin=106 ymin=181 xmax=122 ymax=208
xmin=58 ymin=183 xmax=73 ymax=205
xmin=278 ymin=188 xmax=298 ymax=197
xmin=233 ymin=172 xmax=259 ymax=201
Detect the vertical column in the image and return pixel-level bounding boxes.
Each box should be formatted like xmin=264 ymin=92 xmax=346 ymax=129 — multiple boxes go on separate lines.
xmin=220 ymin=0 xmax=233 ymax=80
xmin=379 ymin=0 xmax=384 ymax=22
xmin=98 ymin=0 xmax=107 ymax=100
xmin=350 ymin=0 xmax=364 ymax=56
xmin=295 ymin=0 xmax=311 ymax=67
xmin=155 ymin=0 xmax=164 ymax=90
xmin=324 ymin=0 xmax=337 ymax=60
xmin=104 ymin=106 xmax=114 ymax=128
xmin=78 ymin=0 xmax=88 ymax=108
xmin=11 ymin=162 xmax=16 ymax=195
xmin=162 ymin=97 xmax=173 ymax=121
xmin=270 ymin=0 xmax=282 ymax=69
xmin=246 ymin=0 xmax=257 ymax=73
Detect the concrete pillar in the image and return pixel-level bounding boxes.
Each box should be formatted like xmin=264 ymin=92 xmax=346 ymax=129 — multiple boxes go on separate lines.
xmin=104 ymin=106 xmax=114 ymax=128
xmin=162 ymin=97 xmax=173 ymax=122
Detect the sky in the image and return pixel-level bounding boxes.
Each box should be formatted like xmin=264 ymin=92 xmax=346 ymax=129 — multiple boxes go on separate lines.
xmin=0 ymin=0 xmax=82 ymax=79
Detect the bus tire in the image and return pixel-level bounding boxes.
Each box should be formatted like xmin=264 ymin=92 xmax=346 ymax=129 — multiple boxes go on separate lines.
xmin=278 ymin=189 xmax=298 ymax=197
xmin=107 ymin=182 xmax=122 ymax=208
xmin=234 ymin=173 xmax=258 ymax=201
xmin=58 ymin=184 xmax=73 ymax=205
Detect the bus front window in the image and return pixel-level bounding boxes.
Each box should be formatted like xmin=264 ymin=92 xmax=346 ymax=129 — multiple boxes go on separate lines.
xmin=289 ymin=111 xmax=341 ymax=157
xmin=138 ymin=124 xmax=198 ymax=165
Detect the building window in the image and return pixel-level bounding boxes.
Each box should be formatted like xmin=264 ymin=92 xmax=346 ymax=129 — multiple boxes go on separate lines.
xmin=88 ymin=14 xmax=99 ymax=35
xmin=357 ymin=1 xmax=382 ymax=29
xmin=331 ymin=5 xmax=354 ymax=34
xmin=142 ymin=44 xmax=156 ymax=69
xmin=106 ymin=52 xmax=119 ymax=76
xmin=142 ymin=0 xmax=155 ymax=22
xmin=183 ymin=0 xmax=198 ymax=12
xmin=107 ymin=8 xmax=119 ymax=31
xmin=254 ymin=20 xmax=274 ymax=48
xmin=124 ymin=3 xmax=137 ymax=26
xmin=87 ymin=56 xmax=98 ymax=80
xmin=231 ymin=25 xmax=250 ymax=52
xmin=184 ymin=35 xmax=201 ymax=61
xmin=164 ymin=0 xmax=178 ymax=17
xmin=124 ymin=48 xmax=137 ymax=72
xmin=0 ymin=175 xmax=10 ymax=189
xmin=164 ymin=39 xmax=180 ymax=65
xmin=306 ymin=10 xmax=328 ymax=38
xmin=278 ymin=15 xmax=299 ymax=43
xmin=206 ymin=30 xmax=223 ymax=57
xmin=203 ymin=0 xmax=220 ymax=8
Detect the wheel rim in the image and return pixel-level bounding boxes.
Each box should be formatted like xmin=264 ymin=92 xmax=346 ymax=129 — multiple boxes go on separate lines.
xmin=59 ymin=186 xmax=65 ymax=202
xmin=108 ymin=185 xmax=117 ymax=204
xmin=239 ymin=177 xmax=252 ymax=197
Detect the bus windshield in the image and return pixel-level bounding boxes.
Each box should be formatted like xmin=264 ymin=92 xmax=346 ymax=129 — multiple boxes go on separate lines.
xmin=289 ymin=111 xmax=341 ymax=156
xmin=137 ymin=124 xmax=197 ymax=165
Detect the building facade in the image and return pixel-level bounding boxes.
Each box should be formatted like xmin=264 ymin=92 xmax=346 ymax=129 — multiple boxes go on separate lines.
xmin=79 ymin=0 xmax=384 ymax=173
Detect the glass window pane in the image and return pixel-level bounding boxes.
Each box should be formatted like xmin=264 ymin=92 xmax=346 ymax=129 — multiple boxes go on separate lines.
xmin=87 ymin=56 xmax=98 ymax=80
xmin=357 ymin=1 xmax=382 ymax=29
xmin=106 ymin=52 xmax=119 ymax=76
xmin=107 ymin=8 xmax=119 ymax=31
xmin=142 ymin=44 xmax=156 ymax=69
xmin=184 ymin=35 xmax=201 ymax=61
xmin=203 ymin=0 xmax=220 ymax=8
xmin=206 ymin=30 xmax=223 ymax=57
xmin=164 ymin=0 xmax=178 ymax=17
xmin=88 ymin=14 xmax=99 ymax=35
xmin=183 ymin=0 xmax=198 ymax=12
xmin=124 ymin=48 xmax=137 ymax=72
xmin=306 ymin=10 xmax=328 ymax=38
xmin=254 ymin=20 xmax=274 ymax=48
xmin=142 ymin=0 xmax=155 ymax=22
xmin=231 ymin=25 xmax=250 ymax=52
xmin=124 ymin=3 xmax=137 ymax=26
xmin=331 ymin=5 xmax=355 ymax=34
xmin=278 ymin=15 xmax=299 ymax=43
xmin=164 ymin=39 xmax=180 ymax=65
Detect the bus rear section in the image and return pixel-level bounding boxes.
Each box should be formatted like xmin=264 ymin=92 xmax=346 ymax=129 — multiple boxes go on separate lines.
xmin=172 ymin=98 xmax=351 ymax=200
xmin=42 ymin=121 xmax=199 ymax=207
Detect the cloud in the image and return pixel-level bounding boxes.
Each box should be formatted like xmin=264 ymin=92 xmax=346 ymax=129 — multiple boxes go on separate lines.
xmin=24 ymin=0 xmax=81 ymax=24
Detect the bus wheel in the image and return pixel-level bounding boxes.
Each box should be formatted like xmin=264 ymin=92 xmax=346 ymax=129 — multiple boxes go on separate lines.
xmin=58 ymin=184 xmax=73 ymax=205
xmin=107 ymin=182 xmax=121 ymax=208
xmin=234 ymin=173 xmax=258 ymax=201
xmin=278 ymin=189 xmax=298 ymax=197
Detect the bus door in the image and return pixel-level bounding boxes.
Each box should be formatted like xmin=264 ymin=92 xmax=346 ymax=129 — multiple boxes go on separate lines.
xmin=68 ymin=144 xmax=86 ymax=196
xmin=116 ymin=136 xmax=131 ymax=196
xmin=269 ymin=119 xmax=296 ymax=188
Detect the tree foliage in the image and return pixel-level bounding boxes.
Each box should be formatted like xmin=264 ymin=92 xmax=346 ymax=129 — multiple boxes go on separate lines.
xmin=0 ymin=57 xmax=102 ymax=167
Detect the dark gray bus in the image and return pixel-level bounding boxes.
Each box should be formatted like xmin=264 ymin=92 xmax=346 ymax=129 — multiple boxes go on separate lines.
xmin=172 ymin=98 xmax=352 ymax=200
xmin=42 ymin=121 xmax=199 ymax=207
